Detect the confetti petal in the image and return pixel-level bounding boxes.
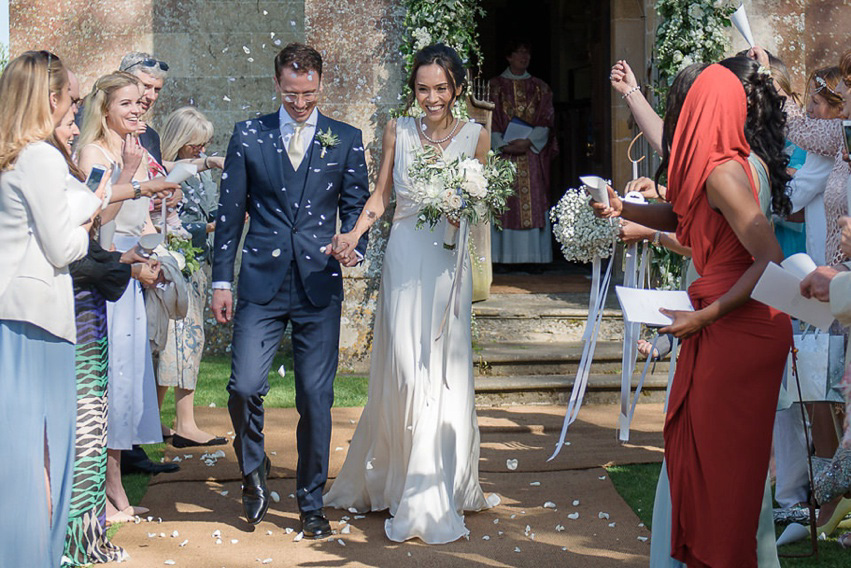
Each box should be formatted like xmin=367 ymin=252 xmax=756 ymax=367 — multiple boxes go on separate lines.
xmin=568 ymin=512 xmax=580 ymax=520
xmin=506 ymin=459 xmax=518 ymax=471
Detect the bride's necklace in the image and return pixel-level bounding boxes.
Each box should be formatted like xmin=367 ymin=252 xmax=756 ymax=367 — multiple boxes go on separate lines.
xmin=418 ymin=117 xmax=460 ymax=145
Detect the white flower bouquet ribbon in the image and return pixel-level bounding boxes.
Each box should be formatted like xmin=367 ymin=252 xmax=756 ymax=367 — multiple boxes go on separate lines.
xmin=436 ymin=218 xmax=470 ymax=388
xmin=548 ymin=249 xmax=615 ymax=461
xmin=617 ymin=191 xmax=650 ymax=442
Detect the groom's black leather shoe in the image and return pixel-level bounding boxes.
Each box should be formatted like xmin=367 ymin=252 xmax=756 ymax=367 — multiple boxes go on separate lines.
xmin=241 ymin=455 xmax=271 ymax=524
xmin=300 ymin=508 xmax=332 ymax=539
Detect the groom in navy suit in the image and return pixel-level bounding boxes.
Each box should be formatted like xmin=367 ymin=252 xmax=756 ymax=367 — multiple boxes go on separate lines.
xmin=211 ymin=43 xmax=368 ymax=537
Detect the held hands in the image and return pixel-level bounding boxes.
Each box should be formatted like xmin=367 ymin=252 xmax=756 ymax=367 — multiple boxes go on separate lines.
xmin=659 ymin=308 xmax=710 ymax=340
xmin=211 ymin=289 xmax=233 ymax=324
xmin=502 ymin=139 xmax=532 ymax=155
xmin=800 ymin=265 xmax=840 ymax=302
xmin=590 ymin=186 xmax=623 ymax=218
xmin=324 ymin=232 xmax=360 ymax=267
xmin=610 ymin=60 xmax=638 ymax=96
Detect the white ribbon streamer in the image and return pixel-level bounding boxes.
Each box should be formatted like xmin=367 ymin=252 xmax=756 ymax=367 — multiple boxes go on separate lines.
xmin=436 ymin=217 xmax=470 ymax=389
xmin=548 ymin=252 xmax=615 ymax=461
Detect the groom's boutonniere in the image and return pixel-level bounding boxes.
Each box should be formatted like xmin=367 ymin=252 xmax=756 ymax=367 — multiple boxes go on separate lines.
xmin=317 ymin=127 xmax=340 ymax=158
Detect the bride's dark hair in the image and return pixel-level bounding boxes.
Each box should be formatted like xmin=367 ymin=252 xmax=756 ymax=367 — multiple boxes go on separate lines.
xmin=406 ymin=44 xmax=467 ymax=113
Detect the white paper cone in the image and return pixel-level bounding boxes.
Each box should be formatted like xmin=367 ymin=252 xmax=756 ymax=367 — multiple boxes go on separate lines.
xmin=776 ymin=523 xmax=810 ymax=546
xmin=444 ymin=222 xmax=458 ymax=250
xmin=731 ymin=4 xmax=755 ymax=47
xmin=165 ymin=162 xmax=198 ymax=184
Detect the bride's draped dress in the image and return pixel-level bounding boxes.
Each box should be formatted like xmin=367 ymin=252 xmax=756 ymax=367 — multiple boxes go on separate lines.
xmin=324 ymin=117 xmax=499 ymax=543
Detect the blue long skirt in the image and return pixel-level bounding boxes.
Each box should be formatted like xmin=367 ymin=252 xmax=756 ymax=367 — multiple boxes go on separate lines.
xmin=0 ymin=319 xmax=76 ymax=568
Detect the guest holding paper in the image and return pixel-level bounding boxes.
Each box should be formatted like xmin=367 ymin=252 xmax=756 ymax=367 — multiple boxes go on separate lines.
xmin=489 ymin=40 xmax=557 ymax=266
xmin=77 ymin=71 xmax=170 ymax=523
xmin=154 ymin=106 xmax=227 ymax=448
xmin=52 ymin=102 xmax=147 ymax=566
xmin=593 ymin=60 xmax=792 ymax=566
xmin=0 ymin=50 xmax=99 ymax=568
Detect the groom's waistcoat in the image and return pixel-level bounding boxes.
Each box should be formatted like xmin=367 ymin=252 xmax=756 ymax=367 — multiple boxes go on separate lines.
xmin=212 ymin=111 xmax=369 ymax=308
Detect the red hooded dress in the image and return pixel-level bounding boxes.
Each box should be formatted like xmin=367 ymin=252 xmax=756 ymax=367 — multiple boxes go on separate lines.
xmin=663 ymin=64 xmax=792 ymax=567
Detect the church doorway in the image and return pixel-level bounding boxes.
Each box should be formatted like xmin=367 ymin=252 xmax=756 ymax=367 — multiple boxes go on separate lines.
xmin=478 ymin=0 xmax=612 ymax=289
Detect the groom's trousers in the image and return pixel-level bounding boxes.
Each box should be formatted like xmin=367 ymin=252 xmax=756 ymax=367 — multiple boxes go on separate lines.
xmin=227 ymin=263 xmax=341 ymax=513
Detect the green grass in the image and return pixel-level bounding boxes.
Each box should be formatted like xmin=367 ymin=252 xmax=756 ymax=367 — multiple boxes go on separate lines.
xmin=122 ymin=353 xmax=369 ymax=508
xmin=607 ymin=463 xmax=850 ymax=566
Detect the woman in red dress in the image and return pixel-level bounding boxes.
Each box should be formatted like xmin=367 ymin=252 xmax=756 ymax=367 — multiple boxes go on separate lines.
xmin=594 ymin=61 xmax=793 ymax=566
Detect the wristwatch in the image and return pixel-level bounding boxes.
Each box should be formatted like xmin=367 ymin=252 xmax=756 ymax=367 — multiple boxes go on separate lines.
xmin=131 ymin=180 xmax=141 ymax=200
xmin=652 ymin=231 xmax=662 ymax=246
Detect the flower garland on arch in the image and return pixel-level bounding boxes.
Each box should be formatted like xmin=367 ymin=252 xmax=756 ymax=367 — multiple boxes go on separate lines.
xmin=653 ymin=0 xmax=736 ymax=107
xmin=650 ymin=0 xmax=735 ymax=289
xmin=394 ymin=0 xmax=486 ymax=117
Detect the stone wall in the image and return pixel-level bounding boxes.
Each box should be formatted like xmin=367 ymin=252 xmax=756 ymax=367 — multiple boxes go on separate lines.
xmin=10 ymin=0 xmax=403 ymax=372
xmin=609 ymin=0 xmax=850 ymax=192
xmin=305 ymin=0 xmax=405 ymax=373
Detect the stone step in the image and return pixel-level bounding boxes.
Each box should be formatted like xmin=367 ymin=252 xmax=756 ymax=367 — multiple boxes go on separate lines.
xmin=473 ymin=292 xmax=627 ymax=343
xmin=473 ymin=372 xmax=670 ymax=406
xmin=474 ymin=341 xmax=670 ymax=376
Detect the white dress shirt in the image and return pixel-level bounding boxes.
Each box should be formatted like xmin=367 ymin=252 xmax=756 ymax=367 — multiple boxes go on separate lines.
xmin=280 ymin=105 xmax=318 ymax=153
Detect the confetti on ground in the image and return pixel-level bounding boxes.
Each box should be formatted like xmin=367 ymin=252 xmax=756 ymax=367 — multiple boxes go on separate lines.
xmin=293 ymin=532 xmax=304 ymax=542
xmin=543 ymin=501 xmax=557 ymax=509
xmin=179 ymin=539 xmax=188 ymax=547
xmin=270 ymin=491 xmax=281 ymax=503
xmin=568 ymin=512 xmax=580 ymax=520
xmin=572 ymin=500 xmax=580 ymax=506
xmin=506 ymin=459 xmax=518 ymax=470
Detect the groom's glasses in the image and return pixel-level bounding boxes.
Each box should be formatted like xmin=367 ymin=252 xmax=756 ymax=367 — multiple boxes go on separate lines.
xmin=282 ymin=91 xmax=318 ymax=103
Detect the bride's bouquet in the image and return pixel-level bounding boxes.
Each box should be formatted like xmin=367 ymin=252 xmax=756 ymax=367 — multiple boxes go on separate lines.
xmin=408 ymin=145 xmax=516 ymax=249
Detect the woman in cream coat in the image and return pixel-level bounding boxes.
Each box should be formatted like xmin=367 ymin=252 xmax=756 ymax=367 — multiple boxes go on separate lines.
xmin=0 ymin=52 xmax=102 ymax=568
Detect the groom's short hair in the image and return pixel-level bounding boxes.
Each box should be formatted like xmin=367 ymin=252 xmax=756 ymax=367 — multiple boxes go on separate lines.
xmin=274 ymin=43 xmax=323 ymax=80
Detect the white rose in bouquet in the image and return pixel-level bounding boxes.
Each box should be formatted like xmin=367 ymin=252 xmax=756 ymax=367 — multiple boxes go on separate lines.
xmin=448 ymin=193 xmax=463 ymax=211
xmin=459 ymin=159 xmax=488 ymax=198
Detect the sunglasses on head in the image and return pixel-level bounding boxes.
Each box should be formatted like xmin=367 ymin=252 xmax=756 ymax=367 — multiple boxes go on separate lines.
xmin=126 ymin=58 xmax=169 ymax=72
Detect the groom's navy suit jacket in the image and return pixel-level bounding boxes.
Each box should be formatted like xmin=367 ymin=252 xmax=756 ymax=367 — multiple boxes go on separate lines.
xmin=213 ymin=109 xmax=368 ymax=511
xmin=212 ymin=110 xmax=368 ymax=305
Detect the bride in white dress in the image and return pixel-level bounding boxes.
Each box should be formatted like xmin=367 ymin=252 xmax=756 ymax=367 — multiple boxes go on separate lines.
xmin=323 ymin=44 xmax=500 ymax=543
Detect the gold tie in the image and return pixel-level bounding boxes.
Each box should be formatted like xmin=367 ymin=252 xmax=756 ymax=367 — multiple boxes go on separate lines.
xmin=288 ymin=122 xmax=306 ymax=169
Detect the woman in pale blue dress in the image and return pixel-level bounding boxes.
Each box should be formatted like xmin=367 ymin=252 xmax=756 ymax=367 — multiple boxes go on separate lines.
xmin=0 ymin=51 xmax=100 ymax=568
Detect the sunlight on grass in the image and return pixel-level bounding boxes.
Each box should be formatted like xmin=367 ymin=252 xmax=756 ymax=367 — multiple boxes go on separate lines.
xmin=607 ymin=462 xmax=850 ymax=566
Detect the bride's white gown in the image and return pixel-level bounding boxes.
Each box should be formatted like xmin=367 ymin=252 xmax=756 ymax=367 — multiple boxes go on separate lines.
xmin=324 ymin=117 xmax=499 ymax=543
